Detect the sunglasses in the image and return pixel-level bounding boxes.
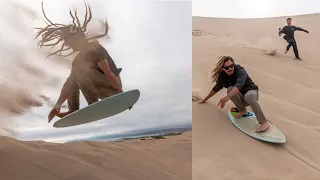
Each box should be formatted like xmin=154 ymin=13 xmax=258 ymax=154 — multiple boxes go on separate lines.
xmin=223 ymin=64 xmax=234 ymax=70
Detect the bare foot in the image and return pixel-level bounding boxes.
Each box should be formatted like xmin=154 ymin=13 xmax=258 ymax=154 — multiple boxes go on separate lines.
xmin=234 ymin=109 xmax=248 ymax=119
xmin=255 ymin=121 xmax=269 ymax=133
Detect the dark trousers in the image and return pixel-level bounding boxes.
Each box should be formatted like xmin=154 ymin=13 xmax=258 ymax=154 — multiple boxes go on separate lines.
xmin=284 ymin=36 xmax=300 ymax=59
xmin=227 ymin=86 xmax=266 ymax=124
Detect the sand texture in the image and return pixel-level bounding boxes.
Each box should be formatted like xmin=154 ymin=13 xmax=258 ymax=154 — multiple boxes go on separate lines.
xmin=0 ymin=131 xmax=191 ymax=180
xmin=192 ymin=14 xmax=320 ymax=180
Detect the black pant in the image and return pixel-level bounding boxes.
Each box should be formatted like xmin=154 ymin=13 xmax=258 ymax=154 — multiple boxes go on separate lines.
xmin=284 ymin=36 xmax=300 ymax=59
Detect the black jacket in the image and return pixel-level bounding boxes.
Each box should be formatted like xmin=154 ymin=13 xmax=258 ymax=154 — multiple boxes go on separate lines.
xmin=279 ymin=25 xmax=308 ymax=39
xmin=212 ymin=64 xmax=258 ymax=95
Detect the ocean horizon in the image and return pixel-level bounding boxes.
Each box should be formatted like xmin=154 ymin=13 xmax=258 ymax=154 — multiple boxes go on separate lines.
xmin=62 ymin=125 xmax=192 ymax=143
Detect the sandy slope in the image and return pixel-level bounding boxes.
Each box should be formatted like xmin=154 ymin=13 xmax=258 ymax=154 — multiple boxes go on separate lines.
xmin=192 ymin=14 xmax=320 ymax=180
xmin=0 ymin=131 xmax=191 ymax=180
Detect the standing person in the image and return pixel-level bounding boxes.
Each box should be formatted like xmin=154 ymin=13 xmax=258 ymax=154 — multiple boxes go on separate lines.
xmin=278 ymin=17 xmax=309 ymax=60
xmin=35 ymin=2 xmax=129 ymax=122
xmin=198 ymin=56 xmax=269 ymax=133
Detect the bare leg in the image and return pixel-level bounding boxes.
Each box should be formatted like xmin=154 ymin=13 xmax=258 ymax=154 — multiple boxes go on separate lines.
xmin=57 ymin=84 xmax=80 ymax=118
xmin=88 ymin=69 xmax=123 ymax=99
xmin=68 ymin=85 xmax=80 ymax=111
xmin=74 ymin=69 xmax=123 ymax=104
xmin=72 ymin=69 xmax=128 ymax=111
xmin=77 ymin=77 xmax=99 ymax=105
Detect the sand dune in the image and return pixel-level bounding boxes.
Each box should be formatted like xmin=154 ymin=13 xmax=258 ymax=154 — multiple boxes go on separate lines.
xmin=0 ymin=131 xmax=191 ymax=180
xmin=192 ymin=14 xmax=320 ymax=180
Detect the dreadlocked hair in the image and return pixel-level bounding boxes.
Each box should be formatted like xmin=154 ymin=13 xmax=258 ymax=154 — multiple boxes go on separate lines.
xmin=209 ymin=56 xmax=235 ymax=82
xmin=35 ymin=1 xmax=109 ymax=58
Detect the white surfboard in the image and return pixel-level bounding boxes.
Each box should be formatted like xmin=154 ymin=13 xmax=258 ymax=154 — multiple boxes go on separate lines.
xmin=53 ymin=89 xmax=140 ymax=128
xmin=228 ymin=108 xmax=286 ymax=144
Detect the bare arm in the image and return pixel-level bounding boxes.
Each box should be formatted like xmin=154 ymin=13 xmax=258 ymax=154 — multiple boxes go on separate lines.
xmin=48 ymin=74 xmax=78 ymax=122
xmin=202 ymin=90 xmax=217 ymax=101
xmin=98 ymin=59 xmax=122 ymax=91
xmin=201 ymin=78 xmax=222 ymax=102
xmin=55 ymin=74 xmax=76 ymax=107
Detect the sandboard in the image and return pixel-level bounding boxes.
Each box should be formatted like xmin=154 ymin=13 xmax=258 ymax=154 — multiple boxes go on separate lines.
xmin=53 ymin=89 xmax=140 ymax=128
xmin=228 ymin=108 xmax=286 ymax=143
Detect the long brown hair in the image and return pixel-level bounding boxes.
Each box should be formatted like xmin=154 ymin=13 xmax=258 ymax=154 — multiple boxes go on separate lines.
xmin=209 ymin=56 xmax=235 ymax=82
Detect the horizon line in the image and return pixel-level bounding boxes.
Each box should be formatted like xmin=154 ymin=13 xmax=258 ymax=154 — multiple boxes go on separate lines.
xmin=192 ymin=12 xmax=320 ymax=20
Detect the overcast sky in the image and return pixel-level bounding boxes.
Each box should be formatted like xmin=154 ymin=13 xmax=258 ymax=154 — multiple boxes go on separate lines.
xmin=0 ymin=0 xmax=191 ymax=142
xmin=193 ymin=0 xmax=320 ymax=18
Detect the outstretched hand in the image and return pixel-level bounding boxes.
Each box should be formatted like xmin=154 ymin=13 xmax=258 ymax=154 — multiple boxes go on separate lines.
xmin=217 ymin=95 xmax=230 ymax=109
xmin=48 ymin=105 xmax=61 ymax=123
xmin=198 ymin=99 xmax=207 ymax=104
